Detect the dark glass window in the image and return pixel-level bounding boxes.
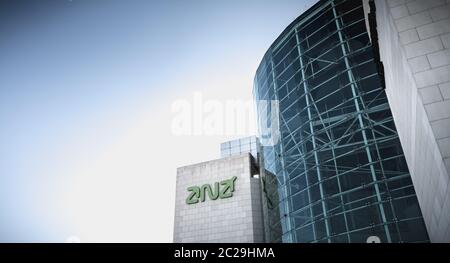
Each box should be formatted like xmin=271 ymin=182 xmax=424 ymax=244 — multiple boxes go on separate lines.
xmin=254 ymin=0 xmax=428 ymax=243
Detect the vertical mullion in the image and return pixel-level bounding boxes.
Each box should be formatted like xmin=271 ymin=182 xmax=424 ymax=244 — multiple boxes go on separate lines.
xmin=331 ymin=0 xmax=391 ymax=243
xmin=295 ymin=27 xmax=331 ymax=243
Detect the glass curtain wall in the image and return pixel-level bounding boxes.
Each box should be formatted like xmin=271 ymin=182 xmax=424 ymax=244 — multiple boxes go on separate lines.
xmin=254 ymin=0 xmax=429 ymax=243
xmin=220 ymin=136 xmax=260 ymax=158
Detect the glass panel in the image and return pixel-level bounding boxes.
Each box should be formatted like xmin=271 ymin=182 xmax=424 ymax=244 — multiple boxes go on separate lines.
xmin=253 ymin=0 xmax=428 ymax=243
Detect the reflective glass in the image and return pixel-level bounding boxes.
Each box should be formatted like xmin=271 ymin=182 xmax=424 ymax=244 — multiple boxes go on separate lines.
xmin=254 ymin=0 xmax=428 ymax=243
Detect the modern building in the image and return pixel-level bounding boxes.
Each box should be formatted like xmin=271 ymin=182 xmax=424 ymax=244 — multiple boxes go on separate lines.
xmin=253 ymin=0 xmax=436 ymax=243
xmin=174 ymin=0 xmax=450 ymax=243
xmin=371 ymin=0 xmax=450 ymax=243
xmin=174 ymin=136 xmax=284 ymax=243
xmin=173 ymin=146 xmax=265 ymax=242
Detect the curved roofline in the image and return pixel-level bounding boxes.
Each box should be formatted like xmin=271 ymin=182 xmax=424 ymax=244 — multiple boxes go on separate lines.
xmin=253 ymin=0 xmax=330 ymax=81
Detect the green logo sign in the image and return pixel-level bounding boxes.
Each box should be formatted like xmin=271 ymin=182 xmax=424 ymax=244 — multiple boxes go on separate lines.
xmin=186 ymin=176 xmax=237 ymax=205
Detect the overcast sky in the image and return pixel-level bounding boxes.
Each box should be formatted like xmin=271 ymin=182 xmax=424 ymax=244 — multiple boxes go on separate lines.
xmin=0 ymin=0 xmax=317 ymax=242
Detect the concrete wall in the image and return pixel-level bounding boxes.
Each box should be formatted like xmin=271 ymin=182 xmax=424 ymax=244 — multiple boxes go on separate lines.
xmin=173 ymin=153 xmax=264 ymax=243
xmin=375 ymin=0 xmax=450 ymax=242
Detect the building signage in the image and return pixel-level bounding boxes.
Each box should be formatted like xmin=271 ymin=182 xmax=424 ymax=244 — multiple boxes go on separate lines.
xmin=186 ymin=176 xmax=237 ymax=205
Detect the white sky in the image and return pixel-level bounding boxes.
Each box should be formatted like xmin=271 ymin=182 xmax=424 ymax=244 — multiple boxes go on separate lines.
xmin=0 ymin=0 xmax=318 ymax=242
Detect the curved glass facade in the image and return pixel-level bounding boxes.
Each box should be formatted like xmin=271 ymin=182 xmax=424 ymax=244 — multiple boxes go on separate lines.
xmin=254 ymin=0 xmax=429 ymax=243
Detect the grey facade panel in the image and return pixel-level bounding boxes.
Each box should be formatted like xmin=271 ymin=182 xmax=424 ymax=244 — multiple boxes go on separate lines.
xmin=375 ymin=0 xmax=450 ymax=242
xmin=173 ymin=154 xmax=265 ymax=243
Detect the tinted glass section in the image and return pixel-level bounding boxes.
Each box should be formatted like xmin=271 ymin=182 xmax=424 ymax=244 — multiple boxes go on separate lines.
xmin=253 ymin=0 xmax=428 ymax=243
xmin=220 ymin=136 xmax=260 ymax=159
